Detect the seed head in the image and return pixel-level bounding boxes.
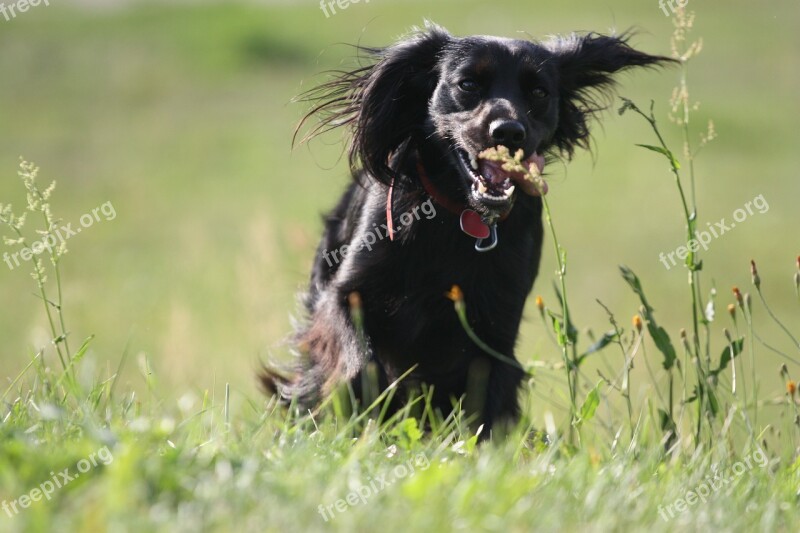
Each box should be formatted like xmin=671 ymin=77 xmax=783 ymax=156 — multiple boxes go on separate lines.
xmin=732 ymin=286 xmax=743 ymax=307
xmin=750 ymin=260 xmax=761 ymax=289
xmin=680 ymin=328 xmax=691 ymax=351
xmin=723 ymin=328 xmax=733 ymax=343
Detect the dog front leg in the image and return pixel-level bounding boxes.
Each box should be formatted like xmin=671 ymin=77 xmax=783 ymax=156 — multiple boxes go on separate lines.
xmin=480 ymin=360 xmax=525 ymax=437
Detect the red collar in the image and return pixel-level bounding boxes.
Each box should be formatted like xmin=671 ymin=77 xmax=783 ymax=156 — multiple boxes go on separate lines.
xmin=385 ymin=159 xmax=508 ymax=245
xmin=416 ymin=160 xmax=467 ymax=217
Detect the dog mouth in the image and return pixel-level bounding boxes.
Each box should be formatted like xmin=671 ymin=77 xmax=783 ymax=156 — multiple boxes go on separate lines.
xmin=455 ymin=148 xmax=546 ymax=211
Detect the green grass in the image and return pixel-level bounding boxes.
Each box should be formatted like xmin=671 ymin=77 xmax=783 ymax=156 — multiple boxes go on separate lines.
xmin=1 ymin=376 xmax=798 ymax=532
xmin=1 ymin=1 xmax=799 ymax=531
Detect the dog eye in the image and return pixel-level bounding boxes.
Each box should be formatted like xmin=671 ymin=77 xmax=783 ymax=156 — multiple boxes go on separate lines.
xmin=531 ymin=87 xmax=549 ymax=99
xmin=458 ymin=79 xmax=480 ymax=93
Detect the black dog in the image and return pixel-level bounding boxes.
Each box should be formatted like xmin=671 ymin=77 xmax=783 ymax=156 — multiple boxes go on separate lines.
xmin=262 ymin=24 xmax=671 ymax=432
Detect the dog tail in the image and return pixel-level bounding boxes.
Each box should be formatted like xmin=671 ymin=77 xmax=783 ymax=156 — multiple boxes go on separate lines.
xmin=257 ymin=359 xmax=329 ymax=409
xmin=257 ymin=363 xmax=295 ymax=400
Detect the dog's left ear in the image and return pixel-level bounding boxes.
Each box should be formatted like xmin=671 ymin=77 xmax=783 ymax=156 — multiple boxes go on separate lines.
xmin=546 ymin=33 xmax=676 ymax=156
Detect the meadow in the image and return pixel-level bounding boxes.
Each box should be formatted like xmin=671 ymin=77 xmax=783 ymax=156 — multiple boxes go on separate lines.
xmin=1 ymin=1 xmax=798 ymax=531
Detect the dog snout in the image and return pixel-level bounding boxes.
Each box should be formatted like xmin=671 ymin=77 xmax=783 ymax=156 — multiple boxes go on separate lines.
xmin=489 ymin=119 xmax=527 ymax=149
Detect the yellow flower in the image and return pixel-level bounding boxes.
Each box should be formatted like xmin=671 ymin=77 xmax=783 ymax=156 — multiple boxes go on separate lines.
xmin=535 ymin=296 xmax=544 ymax=311
xmin=445 ymin=285 xmax=464 ymax=303
xmin=632 ymin=315 xmax=643 ymax=333
xmin=347 ymin=291 xmax=362 ymax=310
xmin=788 ymin=380 xmax=796 ymax=397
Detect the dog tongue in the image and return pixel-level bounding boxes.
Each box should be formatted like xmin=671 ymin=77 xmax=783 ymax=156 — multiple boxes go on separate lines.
xmin=477 ymin=153 xmax=547 ymax=196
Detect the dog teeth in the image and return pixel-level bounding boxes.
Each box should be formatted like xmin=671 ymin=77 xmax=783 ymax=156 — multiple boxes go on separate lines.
xmin=474 ymin=181 xmax=516 ymax=202
xmin=470 ymin=156 xmax=478 ymax=170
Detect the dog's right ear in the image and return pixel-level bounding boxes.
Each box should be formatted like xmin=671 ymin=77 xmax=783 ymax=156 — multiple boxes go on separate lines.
xmin=353 ymin=24 xmax=451 ymax=185
xmin=295 ymin=23 xmax=451 ymax=186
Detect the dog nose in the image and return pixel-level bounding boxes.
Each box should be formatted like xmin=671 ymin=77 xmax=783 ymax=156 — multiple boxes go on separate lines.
xmin=489 ymin=119 xmax=527 ymax=147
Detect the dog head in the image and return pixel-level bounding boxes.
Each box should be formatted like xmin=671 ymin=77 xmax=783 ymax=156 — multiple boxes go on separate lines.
xmin=298 ymin=23 xmax=674 ymax=218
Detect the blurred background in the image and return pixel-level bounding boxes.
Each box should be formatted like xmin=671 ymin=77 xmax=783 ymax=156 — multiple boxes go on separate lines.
xmin=1 ymin=0 xmax=797 ymax=417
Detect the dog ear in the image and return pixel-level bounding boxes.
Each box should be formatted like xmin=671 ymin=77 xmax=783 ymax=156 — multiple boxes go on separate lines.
xmin=545 ymin=33 xmax=676 ymax=157
xmin=352 ymin=23 xmax=451 ymax=185
xmin=295 ymin=23 xmax=451 ymax=186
